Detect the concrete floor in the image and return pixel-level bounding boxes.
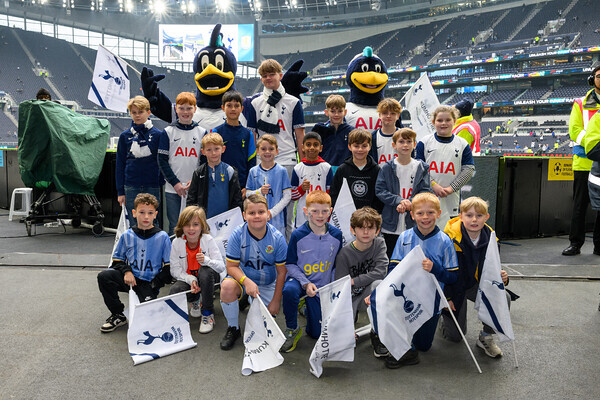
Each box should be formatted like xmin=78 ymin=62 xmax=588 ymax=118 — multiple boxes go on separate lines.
xmin=0 ymin=215 xmax=599 ymax=399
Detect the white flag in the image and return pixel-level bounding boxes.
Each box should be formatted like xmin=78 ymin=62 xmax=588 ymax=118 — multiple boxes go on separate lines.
xmin=207 ymin=207 xmax=244 ymax=280
xmin=330 ymin=178 xmax=356 ymax=247
xmin=309 ymin=275 xmax=355 ymax=378
xmin=88 ymin=44 xmax=130 ymax=113
xmin=475 ymin=232 xmax=514 ymax=342
xmin=367 ymin=246 xmax=442 ymax=359
xmin=403 ymin=73 xmax=440 ymax=142
xmin=127 ymin=291 xmax=197 ymax=365
xmin=242 ymin=296 xmax=286 ymax=376
xmin=109 ymin=204 xmax=130 ymax=267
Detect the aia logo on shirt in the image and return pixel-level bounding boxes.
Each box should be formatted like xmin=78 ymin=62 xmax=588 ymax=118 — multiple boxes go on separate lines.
xmin=277 ymin=120 xmax=286 ymax=131
xmin=355 ymin=117 xmax=382 ymax=131
xmin=378 ymin=153 xmax=398 ymax=164
xmin=174 ymin=147 xmax=198 ymax=157
xmin=429 ymin=161 xmax=456 ymax=175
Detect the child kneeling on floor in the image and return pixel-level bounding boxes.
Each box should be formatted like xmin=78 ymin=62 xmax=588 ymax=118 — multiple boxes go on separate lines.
xmin=169 ymin=206 xmax=224 ymax=334
xmin=97 ymin=193 xmax=171 ymax=333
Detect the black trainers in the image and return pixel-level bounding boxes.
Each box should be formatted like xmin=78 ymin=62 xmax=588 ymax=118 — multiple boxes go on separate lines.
xmin=384 ymin=349 xmax=419 ymax=369
xmin=370 ymin=330 xmax=389 ymax=358
xmin=100 ymin=313 xmax=127 ymax=333
xmin=220 ymin=326 xmax=241 ymax=350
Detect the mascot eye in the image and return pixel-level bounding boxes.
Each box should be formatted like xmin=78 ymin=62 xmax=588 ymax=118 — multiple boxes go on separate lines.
xmin=201 ymin=54 xmax=209 ymax=71
xmin=361 ymin=63 xmax=369 ymax=72
xmin=215 ymin=54 xmax=224 ymax=71
xmin=375 ymin=64 xmax=381 ymax=73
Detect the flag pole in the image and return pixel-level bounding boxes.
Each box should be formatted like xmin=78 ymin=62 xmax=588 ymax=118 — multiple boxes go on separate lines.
xmin=512 ymin=340 xmax=519 ymax=368
xmin=99 ymin=44 xmax=141 ymax=78
xmin=431 ymin=276 xmax=482 ymax=374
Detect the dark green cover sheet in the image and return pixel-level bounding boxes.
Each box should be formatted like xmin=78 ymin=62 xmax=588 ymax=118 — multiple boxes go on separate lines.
xmin=18 ymin=100 xmax=110 ymax=195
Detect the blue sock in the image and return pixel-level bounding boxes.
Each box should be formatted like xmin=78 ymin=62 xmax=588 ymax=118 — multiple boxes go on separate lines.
xmin=201 ymin=309 xmax=213 ymax=317
xmin=221 ymin=300 xmax=239 ymax=328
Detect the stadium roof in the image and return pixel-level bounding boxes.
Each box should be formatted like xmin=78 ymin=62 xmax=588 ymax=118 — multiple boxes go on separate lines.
xmin=10 ymin=0 xmax=526 ymax=21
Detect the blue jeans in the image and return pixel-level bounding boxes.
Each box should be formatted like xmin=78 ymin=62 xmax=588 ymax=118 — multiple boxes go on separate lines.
xmin=282 ymin=278 xmax=322 ymax=338
xmin=165 ymin=192 xmax=184 ymax=236
xmin=124 ymin=186 xmax=161 ymax=228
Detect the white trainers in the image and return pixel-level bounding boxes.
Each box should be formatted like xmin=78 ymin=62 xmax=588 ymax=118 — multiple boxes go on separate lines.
xmin=199 ymin=314 xmax=215 ymax=334
xmin=477 ymin=333 xmax=503 ymax=358
xmin=189 ymin=300 xmax=202 ymax=318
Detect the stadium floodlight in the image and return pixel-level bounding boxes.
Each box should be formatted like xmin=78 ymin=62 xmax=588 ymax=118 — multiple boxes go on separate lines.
xmin=187 ymin=1 xmax=195 ymax=13
xmin=154 ymin=0 xmax=166 ymax=14
xmin=215 ymin=0 xmax=230 ymax=13
xmin=126 ymin=0 xmax=133 ymax=12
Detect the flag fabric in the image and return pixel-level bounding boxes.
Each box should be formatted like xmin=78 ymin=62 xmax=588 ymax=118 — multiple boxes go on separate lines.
xmin=403 ymin=73 xmax=440 ymax=142
xmin=475 ymin=232 xmax=514 ymax=342
xmin=367 ymin=245 xmax=442 ymax=359
xmin=127 ymin=291 xmax=197 ymax=365
xmin=109 ymin=204 xmax=130 ymax=267
xmin=330 ymin=178 xmax=356 ymax=247
xmin=88 ymin=44 xmax=130 ymax=113
xmin=242 ymin=296 xmax=286 ymax=376
xmin=207 ymin=207 xmax=244 ymax=280
xmin=180 ymin=195 xmax=187 ymax=215
xmin=309 ymin=275 xmax=355 ymax=378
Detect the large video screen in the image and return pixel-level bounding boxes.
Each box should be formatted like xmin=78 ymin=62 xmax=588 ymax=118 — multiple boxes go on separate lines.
xmin=159 ymin=24 xmax=255 ymax=63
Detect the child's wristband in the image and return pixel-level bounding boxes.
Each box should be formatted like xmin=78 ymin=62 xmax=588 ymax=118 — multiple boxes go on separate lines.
xmin=239 ymin=276 xmax=246 ymax=285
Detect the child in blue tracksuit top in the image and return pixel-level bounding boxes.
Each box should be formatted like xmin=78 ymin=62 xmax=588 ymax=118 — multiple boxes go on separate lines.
xmin=97 ymin=193 xmax=171 ymax=333
xmin=280 ymin=190 xmax=343 ymax=353
xmin=116 ymin=96 xmax=163 ymax=227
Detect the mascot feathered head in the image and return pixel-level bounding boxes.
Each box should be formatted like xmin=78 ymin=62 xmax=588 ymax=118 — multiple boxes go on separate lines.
xmin=346 ymin=46 xmax=388 ymax=106
xmin=193 ymin=24 xmax=237 ymax=107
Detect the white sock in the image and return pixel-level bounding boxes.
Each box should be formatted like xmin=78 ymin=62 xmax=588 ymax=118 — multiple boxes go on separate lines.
xmin=221 ymin=300 xmax=239 ymax=328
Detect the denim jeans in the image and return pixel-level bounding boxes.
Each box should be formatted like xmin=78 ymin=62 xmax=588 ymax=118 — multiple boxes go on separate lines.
xmin=165 ymin=191 xmax=185 ymax=236
xmin=124 ymin=186 xmax=161 ymax=228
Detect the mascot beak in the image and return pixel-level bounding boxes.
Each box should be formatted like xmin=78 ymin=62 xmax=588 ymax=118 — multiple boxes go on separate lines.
xmin=195 ymin=64 xmax=234 ymax=95
xmin=350 ymin=71 xmax=388 ymax=94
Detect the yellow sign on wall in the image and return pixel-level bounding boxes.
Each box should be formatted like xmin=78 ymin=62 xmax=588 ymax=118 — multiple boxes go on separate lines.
xmin=548 ymin=159 xmax=573 ymax=181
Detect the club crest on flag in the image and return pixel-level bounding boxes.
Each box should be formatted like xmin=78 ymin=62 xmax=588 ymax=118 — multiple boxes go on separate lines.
xmin=127 ymin=291 xmax=197 ymax=365
xmin=242 ymin=296 xmax=286 ymax=376
xmin=88 ymin=44 xmax=130 ymax=113
xmin=475 ymin=232 xmax=514 ymax=342
xmin=403 ymin=73 xmax=440 ymax=143
xmin=367 ymin=246 xmax=442 ymax=359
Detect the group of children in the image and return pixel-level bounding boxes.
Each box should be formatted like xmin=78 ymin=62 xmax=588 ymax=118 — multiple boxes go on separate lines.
xmin=100 ymin=58 xmax=512 ymax=369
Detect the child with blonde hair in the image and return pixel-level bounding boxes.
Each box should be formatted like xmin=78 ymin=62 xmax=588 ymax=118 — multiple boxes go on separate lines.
xmin=170 ymin=206 xmax=224 ymax=333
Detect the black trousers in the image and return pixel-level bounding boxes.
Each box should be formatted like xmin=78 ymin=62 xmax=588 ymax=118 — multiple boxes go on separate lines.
xmin=97 ymin=269 xmax=159 ymax=315
xmin=569 ymin=170 xmax=600 ymax=249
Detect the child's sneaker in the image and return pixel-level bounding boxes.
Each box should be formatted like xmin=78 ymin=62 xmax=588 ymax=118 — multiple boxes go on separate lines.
xmin=477 ymin=332 xmax=503 ymax=358
xmin=199 ymin=313 xmax=215 ymax=334
xmin=100 ymin=313 xmax=127 ymax=333
xmin=280 ymin=327 xmax=303 ymax=353
xmin=384 ymin=349 xmax=419 ymax=369
xmin=220 ymin=326 xmax=241 ymax=350
xmin=189 ymin=300 xmax=202 ymax=318
xmin=370 ymin=330 xmax=389 ymax=358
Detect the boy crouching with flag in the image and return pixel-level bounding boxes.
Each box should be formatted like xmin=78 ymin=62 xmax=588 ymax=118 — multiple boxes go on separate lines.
xmin=368 ymin=192 xmax=458 ymax=368
xmin=441 ymin=197 xmax=513 ymax=358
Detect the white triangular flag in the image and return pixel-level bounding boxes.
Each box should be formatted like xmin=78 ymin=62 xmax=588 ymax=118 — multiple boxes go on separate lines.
xmin=475 ymin=232 xmax=514 ymax=342
xmin=330 ymin=178 xmax=356 ymax=247
xmin=242 ymin=296 xmax=286 ymax=376
xmin=127 ymin=291 xmax=197 ymax=365
xmin=403 ymin=73 xmax=440 ymax=142
xmin=309 ymin=275 xmax=355 ymax=378
xmin=109 ymin=204 xmax=130 ymax=267
xmin=367 ymin=246 xmax=443 ymax=359
xmin=88 ymin=44 xmax=130 ymax=113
